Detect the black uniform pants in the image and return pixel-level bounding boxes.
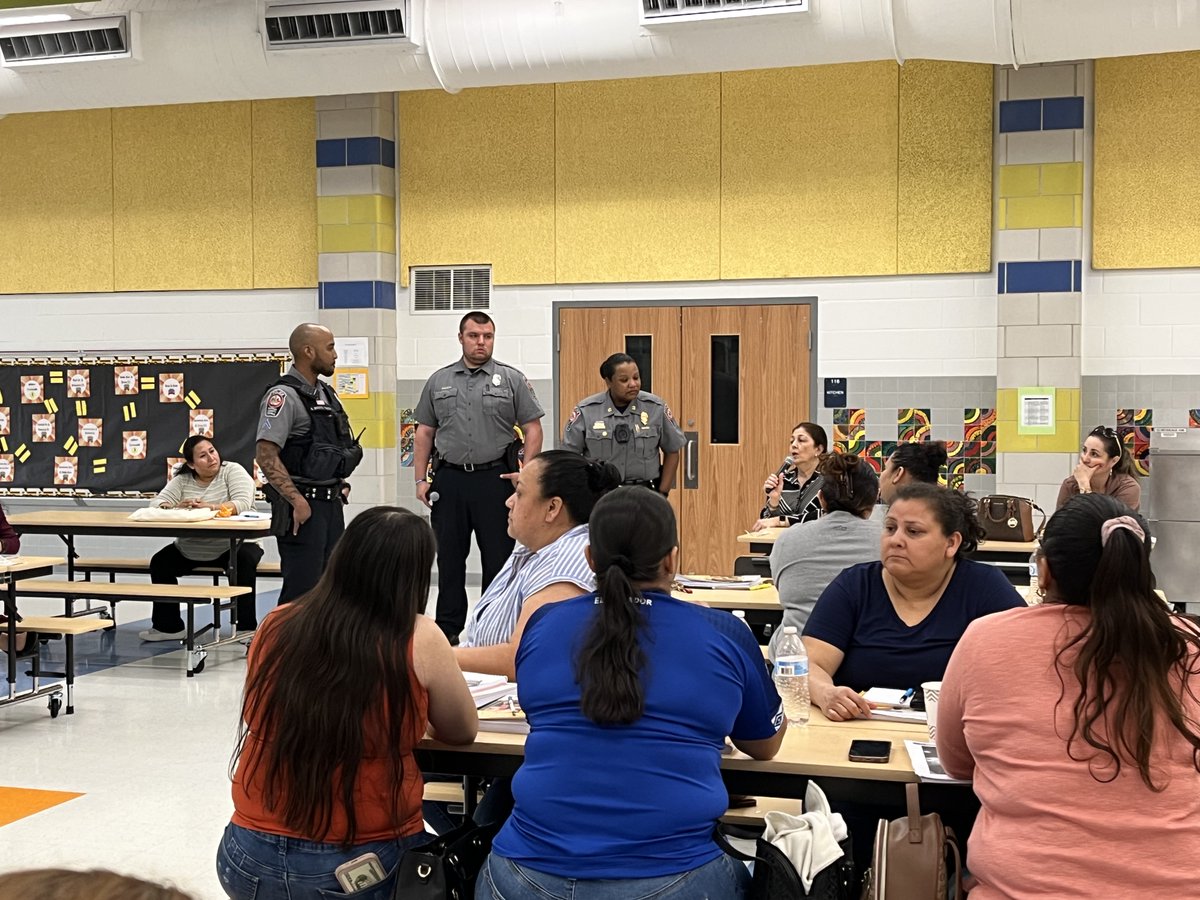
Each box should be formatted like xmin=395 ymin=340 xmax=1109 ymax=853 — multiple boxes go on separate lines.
xmin=430 ymin=466 xmax=515 ymax=640
xmin=276 ymin=498 xmax=345 ymax=605
xmin=149 ymin=542 xmax=264 ymax=632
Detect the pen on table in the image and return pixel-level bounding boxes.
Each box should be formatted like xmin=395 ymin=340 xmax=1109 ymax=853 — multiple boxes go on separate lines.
xmin=748 ymin=582 xmax=771 ymax=591
xmin=901 ymin=688 xmax=915 ymax=704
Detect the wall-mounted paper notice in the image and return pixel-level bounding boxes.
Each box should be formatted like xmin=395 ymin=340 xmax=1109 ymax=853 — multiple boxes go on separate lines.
xmin=1018 ymin=387 xmax=1056 ymax=435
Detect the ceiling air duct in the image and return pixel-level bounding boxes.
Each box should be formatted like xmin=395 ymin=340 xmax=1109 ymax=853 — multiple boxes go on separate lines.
xmin=263 ymin=0 xmax=408 ymax=50
xmin=0 ymin=15 xmax=136 ymax=68
xmin=642 ymin=0 xmax=810 ymax=24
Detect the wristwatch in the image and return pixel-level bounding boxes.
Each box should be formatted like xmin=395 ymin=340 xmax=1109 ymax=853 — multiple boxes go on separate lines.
xmin=416 ymin=478 xmax=428 ymax=485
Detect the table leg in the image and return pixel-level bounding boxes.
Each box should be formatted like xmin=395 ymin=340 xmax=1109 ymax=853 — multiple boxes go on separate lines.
xmin=4 ymin=579 xmax=16 ymax=700
xmin=227 ymin=538 xmax=240 ymax=631
xmin=65 ymin=634 xmax=76 ymax=714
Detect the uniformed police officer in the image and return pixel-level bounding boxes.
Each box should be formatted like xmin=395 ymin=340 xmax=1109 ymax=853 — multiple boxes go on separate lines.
xmin=414 ymin=311 xmax=544 ymax=643
xmin=561 ymin=352 xmax=685 ymax=495
xmin=256 ymin=323 xmax=362 ymax=605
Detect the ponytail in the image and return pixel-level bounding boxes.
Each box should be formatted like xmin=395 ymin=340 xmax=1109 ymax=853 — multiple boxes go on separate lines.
xmin=575 ymin=488 xmax=676 ymax=725
xmin=1043 ymin=494 xmax=1200 ymax=789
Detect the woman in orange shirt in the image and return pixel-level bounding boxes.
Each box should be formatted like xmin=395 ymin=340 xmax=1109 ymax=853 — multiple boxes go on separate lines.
xmin=217 ymin=507 xmax=478 ymax=900
xmin=938 ymin=494 xmax=1200 ymax=899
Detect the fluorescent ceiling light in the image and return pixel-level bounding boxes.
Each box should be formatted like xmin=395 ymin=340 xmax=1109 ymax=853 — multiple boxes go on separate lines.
xmin=0 ymin=13 xmax=73 ymax=28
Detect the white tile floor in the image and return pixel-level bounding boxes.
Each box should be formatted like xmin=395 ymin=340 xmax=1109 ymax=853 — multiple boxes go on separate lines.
xmin=1 ymin=591 xmax=479 ymax=900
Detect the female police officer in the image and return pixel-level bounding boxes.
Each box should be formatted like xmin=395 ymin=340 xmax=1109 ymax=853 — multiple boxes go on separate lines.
xmin=561 ymin=354 xmax=685 ymax=495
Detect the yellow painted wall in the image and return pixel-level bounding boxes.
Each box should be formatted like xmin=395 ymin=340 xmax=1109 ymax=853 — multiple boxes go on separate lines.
xmin=252 ymin=99 xmax=319 ymax=289
xmin=557 ymin=75 xmax=722 ymax=283
xmin=897 ymin=61 xmax=994 ymax=275
xmin=722 ymin=62 xmax=899 ymax=279
xmin=0 ymin=109 xmax=115 ymax=294
xmin=1094 ymin=52 xmax=1200 ymax=269
xmin=398 ymin=63 xmax=992 ymax=285
xmin=398 ymin=85 xmax=556 ymax=287
xmin=0 ymin=100 xmax=316 ymax=295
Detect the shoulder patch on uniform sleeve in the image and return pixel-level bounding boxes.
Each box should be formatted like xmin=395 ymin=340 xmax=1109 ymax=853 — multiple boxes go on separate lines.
xmin=665 ymin=407 xmax=677 ymax=424
xmin=265 ymin=388 xmax=286 ymax=418
xmin=568 ymin=407 xmax=581 ymax=425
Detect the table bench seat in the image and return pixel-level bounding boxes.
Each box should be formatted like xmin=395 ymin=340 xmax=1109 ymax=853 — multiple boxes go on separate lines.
xmin=18 ymin=579 xmax=251 ymax=677
xmin=74 ymin=557 xmax=282 ymax=579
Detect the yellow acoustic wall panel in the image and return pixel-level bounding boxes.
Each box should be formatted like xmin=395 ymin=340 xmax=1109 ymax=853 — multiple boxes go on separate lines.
xmin=555 ymin=75 xmax=721 ymax=283
xmin=251 ymin=98 xmax=318 ymax=288
xmin=0 ymin=109 xmax=115 ymax=294
xmin=399 ymin=85 xmax=555 ymax=287
xmin=897 ymin=61 xmax=993 ymax=274
xmin=721 ymin=63 xmax=899 ymax=279
xmin=113 ymin=102 xmax=255 ymax=291
xmin=1094 ymin=52 xmax=1200 ymax=269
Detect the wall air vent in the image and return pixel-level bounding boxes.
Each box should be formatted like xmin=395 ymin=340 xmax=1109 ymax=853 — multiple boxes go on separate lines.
xmin=0 ymin=16 xmax=134 ymax=68
xmin=642 ymin=0 xmax=809 ymax=23
xmin=264 ymin=0 xmax=408 ymax=49
xmin=411 ymin=266 xmax=492 ymax=314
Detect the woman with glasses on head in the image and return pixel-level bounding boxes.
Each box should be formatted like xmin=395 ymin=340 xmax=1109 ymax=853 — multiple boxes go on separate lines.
xmin=936 ymin=494 xmax=1200 ymax=898
xmin=1056 ymin=425 xmax=1141 ymax=511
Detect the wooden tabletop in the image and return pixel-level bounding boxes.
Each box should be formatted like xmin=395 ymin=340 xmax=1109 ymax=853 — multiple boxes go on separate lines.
xmin=9 ymin=509 xmax=271 ymax=536
xmin=0 ymin=555 xmax=65 ymax=575
xmin=420 ymin=706 xmax=929 ymax=784
xmin=674 ymin=586 xmax=781 ymax=610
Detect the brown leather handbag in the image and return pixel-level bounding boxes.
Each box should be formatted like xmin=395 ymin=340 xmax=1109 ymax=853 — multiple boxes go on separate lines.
xmin=976 ymin=495 xmax=1045 ymax=542
xmin=860 ymin=783 xmax=962 ymax=900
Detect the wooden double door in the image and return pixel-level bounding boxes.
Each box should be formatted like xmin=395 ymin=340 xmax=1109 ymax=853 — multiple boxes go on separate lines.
xmin=556 ymin=303 xmax=812 ymax=575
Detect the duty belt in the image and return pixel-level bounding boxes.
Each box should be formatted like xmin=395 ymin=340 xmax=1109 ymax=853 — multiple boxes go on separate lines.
xmin=298 ymin=485 xmax=341 ymax=502
xmin=440 ymin=458 xmax=505 ymax=472
xmin=623 ymin=479 xmax=657 ymax=488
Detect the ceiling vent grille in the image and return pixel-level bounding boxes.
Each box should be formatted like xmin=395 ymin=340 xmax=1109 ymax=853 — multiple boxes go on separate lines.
xmin=264 ymin=1 xmax=408 ymax=49
xmin=642 ymin=0 xmax=809 ymax=22
xmin=0 ymin=16 xmax=133 ymax=67
xmin=411 ymin=266 xmax=492 ymax=314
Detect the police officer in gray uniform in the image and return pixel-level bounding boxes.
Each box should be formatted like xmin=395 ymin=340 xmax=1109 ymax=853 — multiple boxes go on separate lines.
xmin=562 ymin=352 xmax=685 ymax=495
xmin=414 ymin=311 xmax=544 ymax=643
xmin=256 ymin=323 xmax=362 ymax=605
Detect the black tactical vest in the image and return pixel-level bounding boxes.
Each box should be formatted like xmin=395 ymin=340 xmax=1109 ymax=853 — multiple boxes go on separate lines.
xmin=272 ymin=374 xmax=363 ymax=486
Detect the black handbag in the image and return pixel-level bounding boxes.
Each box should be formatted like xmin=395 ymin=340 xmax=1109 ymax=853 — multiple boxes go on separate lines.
xmin=717 ymin=824 xmax=855 ymax=900
xmin=392 ymin=819 xmax=502 ymax=900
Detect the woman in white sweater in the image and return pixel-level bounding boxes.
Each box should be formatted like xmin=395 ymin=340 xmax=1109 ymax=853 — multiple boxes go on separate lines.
xmin=139 ymin=435 xmax=263 ymax=642
xmin=768 ymin=451 xmax=881 ymax=657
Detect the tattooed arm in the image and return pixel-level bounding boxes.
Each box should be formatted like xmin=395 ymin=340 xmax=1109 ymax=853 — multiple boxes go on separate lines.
xmin=256 ymin=440 xmax=311 ymax=533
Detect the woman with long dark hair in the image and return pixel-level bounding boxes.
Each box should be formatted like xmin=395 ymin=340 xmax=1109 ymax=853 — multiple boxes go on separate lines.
xmin=937 ymin=494 xmax=1200 ymax=898
xmin=477 ymin=488 xmax=785 ymax=899
xmin=217 ymin=507 xmax=477 ymax=900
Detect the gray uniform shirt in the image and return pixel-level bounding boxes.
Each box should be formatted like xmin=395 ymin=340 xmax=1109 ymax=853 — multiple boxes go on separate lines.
xmin=561 ymin=390 xmax=686 ymax=483
xmin=767 ymin=510 xmax=882 ymax=656
xmin=414 ymin=357 xmax=544 ymax=466
xmin=255 ymin=366 xmax=314 ymax=448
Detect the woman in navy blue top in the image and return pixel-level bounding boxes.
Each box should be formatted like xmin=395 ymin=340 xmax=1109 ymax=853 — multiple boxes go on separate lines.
xmin=477 ymin=487 xmax=785 ymax=899
xmin=805 ymin=483 xmax=1026 ymax=722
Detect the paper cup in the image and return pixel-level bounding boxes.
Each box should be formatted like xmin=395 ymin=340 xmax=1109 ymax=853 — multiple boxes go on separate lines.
xmin=922 ymin=681 xmax=942 ymax=744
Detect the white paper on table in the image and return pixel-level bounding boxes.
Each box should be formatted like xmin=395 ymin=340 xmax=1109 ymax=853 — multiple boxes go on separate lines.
xmin=230 ymin=511 xmax=270 ymax=520
xmin=904 ymin=740 xmax=971 ymax=784
xmin=869 ymin=708 xmax=927 ymax=724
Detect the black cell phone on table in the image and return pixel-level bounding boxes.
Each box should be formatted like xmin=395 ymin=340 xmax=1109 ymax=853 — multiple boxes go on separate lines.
xmin=848 ymin=739 xmax=892 ymax=763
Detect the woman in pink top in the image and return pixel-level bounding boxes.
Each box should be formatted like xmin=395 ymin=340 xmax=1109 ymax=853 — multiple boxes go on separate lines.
xmin=938 ymin=494 xmax=1200 ymax=900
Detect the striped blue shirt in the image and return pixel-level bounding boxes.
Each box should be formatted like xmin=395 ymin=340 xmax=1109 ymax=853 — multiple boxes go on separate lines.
xmin=461 ymin=524 xmax=594 ymax=648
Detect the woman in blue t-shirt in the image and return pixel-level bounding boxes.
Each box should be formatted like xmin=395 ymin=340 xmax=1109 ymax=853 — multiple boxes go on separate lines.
xmin=805 ymin=483 xmax=1026 ymax=722
xmin=477 ymin=487 xmax=786 ymax=899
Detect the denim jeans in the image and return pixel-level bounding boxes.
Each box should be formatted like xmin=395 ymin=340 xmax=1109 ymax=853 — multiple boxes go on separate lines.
xmin=216 ymin=822 xmax=429 ymax=900
xmin=476 ymin=852 xmax=750 ymax=900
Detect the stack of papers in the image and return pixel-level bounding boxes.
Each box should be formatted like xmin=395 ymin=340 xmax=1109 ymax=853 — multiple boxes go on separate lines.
xmin=676 ymin=574 xmax=764 ymax=590
xmin=904 ymin=741 xmax=970 ymax=784
xmin=477 ymin=693 xmax=529 ymax=734
xmin=463 ymin=671 xmax=512 ymax=708
xmin=862 ymin=687 xmax=928 ymax=724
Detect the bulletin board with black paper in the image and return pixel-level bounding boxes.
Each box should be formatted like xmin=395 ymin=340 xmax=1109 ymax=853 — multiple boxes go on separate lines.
xmin=0 ymin=355 xmax=287 ymax=495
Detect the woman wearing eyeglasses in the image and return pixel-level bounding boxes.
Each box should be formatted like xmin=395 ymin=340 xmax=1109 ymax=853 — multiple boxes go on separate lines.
xmin=1056 ymin=425 xmax=1141 ymax=511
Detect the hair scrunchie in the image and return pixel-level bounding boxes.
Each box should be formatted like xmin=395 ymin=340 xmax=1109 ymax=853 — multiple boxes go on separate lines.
xmin=1100 ymin=515 xmax=1145 ymax=547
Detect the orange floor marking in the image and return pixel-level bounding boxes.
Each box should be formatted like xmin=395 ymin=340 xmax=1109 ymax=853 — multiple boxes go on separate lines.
xmin=0 ymin=786 xmax=83 ymax=827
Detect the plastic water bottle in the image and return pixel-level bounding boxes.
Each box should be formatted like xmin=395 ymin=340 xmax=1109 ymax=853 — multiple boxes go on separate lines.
xmin=1028 ymin=546 xmax=1040 ymax=605
xmin=773 ymin=626 xmax=810 ymax=726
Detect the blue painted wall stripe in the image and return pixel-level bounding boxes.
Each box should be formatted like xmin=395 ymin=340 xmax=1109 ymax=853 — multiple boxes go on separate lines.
xmin=1001 ymin=260 xmax=1075 ymax=294
xmin=319 ymin=281 xmax=397 ymax=309
xmin=317 ymin=137 xmax=396 ymax=169
xmin=999 ymin=99 xmax=1041 ymax=133
xmin=1043 ymin=97 xmax=1084 ymax=130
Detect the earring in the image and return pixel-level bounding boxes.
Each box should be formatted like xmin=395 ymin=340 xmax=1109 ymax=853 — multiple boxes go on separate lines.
xmin=1036 ymin=585 xmax=1047 ymax=600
